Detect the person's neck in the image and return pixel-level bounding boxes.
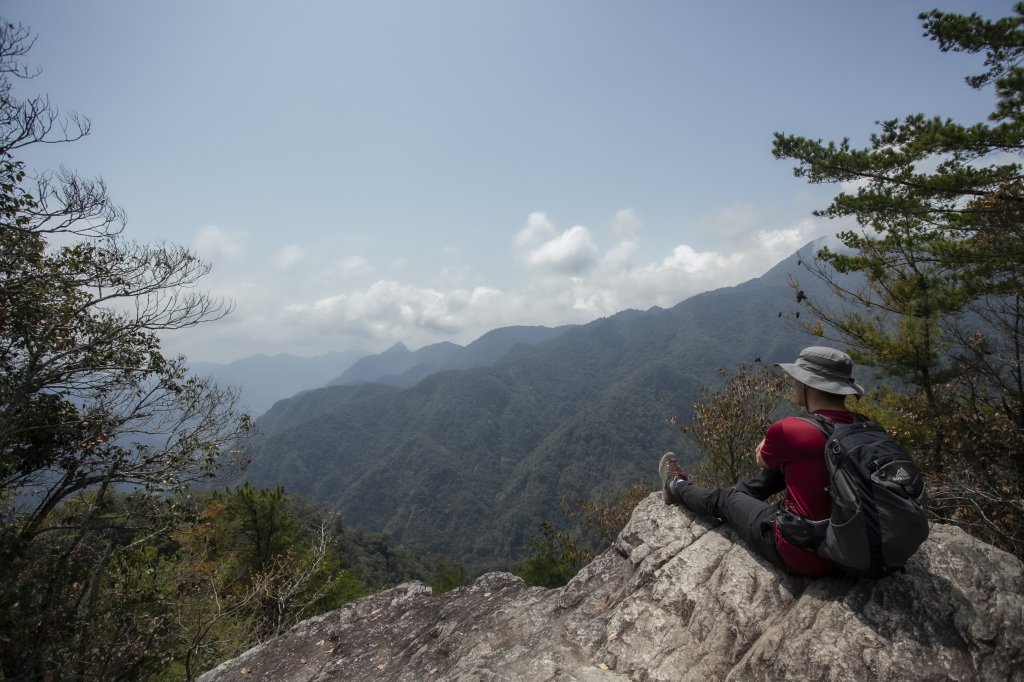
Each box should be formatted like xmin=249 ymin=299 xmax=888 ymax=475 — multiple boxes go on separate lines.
xmin=805 ymin=390 xmax=848 ymax=413
xmin=808 ymin=404 xmax=848 ymax=414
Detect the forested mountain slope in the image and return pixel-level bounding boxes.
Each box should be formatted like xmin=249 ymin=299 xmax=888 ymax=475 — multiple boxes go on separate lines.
xmin=327 ymin=325 xmax=570 ymax=388
xmin=240 ymin=243 xmax=837 ymax=564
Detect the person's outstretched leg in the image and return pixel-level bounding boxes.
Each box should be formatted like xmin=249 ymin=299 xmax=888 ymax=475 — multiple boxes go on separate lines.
xmin=660 ymin=453 xmax=788 ymax=572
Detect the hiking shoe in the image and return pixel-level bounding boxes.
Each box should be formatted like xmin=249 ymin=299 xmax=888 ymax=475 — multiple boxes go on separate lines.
xmin=659 ymin=452 xmax=688 ymax=504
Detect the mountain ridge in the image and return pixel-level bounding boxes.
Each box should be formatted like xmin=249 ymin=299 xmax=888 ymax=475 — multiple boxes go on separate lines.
xmin=191 ymin=349 xmax=370 ymax=416
xmin=327 ymin=325 xmax=571 ymax=388
xmin=239 ymin=241 xmax=834 ymax=564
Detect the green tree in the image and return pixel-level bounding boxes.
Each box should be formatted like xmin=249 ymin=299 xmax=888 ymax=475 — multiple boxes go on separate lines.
xmin=429 ymin=559 xmax=469 ymax=595
xmin=211 ymin=485 xmax=368 ymax=642
xmin=154 ymin=488 xmax=370 ymax=680
xmin=0 ymin=20 xmax=251 ymax=678
xmin=513 ymin=521 xmax=589 ymax=588
xmin=671 ymin=363 xmax=789 ymax=487
xmin=772 ymin=5 xmax=1024 ymax=555
xmin=217 ymin=484 xmax=301 ymax=574
xmin=565 ymin=483 xmax=649 ymax=545
xmin=514 ymin=485 xmax=649 ymax=589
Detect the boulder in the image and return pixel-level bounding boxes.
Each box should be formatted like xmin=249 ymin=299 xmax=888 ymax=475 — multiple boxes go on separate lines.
xmin=199 ymin=493 xmax=1024 ymax=681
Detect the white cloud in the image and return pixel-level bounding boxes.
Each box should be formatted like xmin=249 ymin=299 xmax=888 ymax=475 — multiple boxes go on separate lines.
xmin=469 ymin=286 xmax=501 ymax=305
xmin=602 ymin=237 xmax=637 ymax=270
xmin=336 ymin=255 xmax=374 ymax=278
xmin=610 ymin=208 xmax=643 ymax=239
xmin=662 ymin=244 xmax=721 ymax=274
xmin=163 ymin=209 xmax=832 ymax=363
xmin=515 ymin=211 xmax=556 ymax=249
xmin=506 ymin=211 xmax=825 ymax=322
xmin=516 ymin=212 xmax=598 ymax=275
xmin=275 ymin=244 xmax=305 ymax=271
xmin=280 ymin=280 xmax=512 ymax=346
xmin=525 ymin=225 xmax=597 ymax=274
xmin=195 ymin=225 xmax=246 ymax=261
xmin=758 ymin=223 xmax=815 ymax=253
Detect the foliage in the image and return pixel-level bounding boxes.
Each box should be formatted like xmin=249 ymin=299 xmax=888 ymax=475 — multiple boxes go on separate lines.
xmin=670 ymin=363 xmax=790 ymax=487
xmin=0 ymin=492 xmax=179 ymax=678
xmin=565 ymin=483 xmax=650 ymax=545
xmin=215 ymin=483 xmax=301 ymax=575
xmin=0 ymin=19 xmax=260 ymax=679
xmin=513 ymin=521 xmax=591 ymax=588
xmin=515 ymin=484 xmax=649 ymax=588
xmin=429 ymin=559 xmax=470 ymax=595
xmin=155 ymin=486 xmax=372 ymax=680
xmin=772 ymin=5 xmax=1024 ymax=556
xmin=0 ymin=479 xmax=419 ymax=680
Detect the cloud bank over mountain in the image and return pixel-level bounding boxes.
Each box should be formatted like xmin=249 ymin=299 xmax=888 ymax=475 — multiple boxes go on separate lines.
xmin=169 ymin=209 xmax=828 ymax=362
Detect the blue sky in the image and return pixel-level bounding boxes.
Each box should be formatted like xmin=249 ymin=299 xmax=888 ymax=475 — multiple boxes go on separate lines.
xmin=8 ymin=1 xmax=1006 ymax=362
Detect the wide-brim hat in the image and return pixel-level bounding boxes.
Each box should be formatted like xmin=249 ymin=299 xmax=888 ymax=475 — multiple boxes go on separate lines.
xmin=775 ymin=346 xmax=865 ymax=396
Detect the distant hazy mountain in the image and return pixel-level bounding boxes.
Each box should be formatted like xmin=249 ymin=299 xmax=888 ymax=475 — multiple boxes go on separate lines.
xmin=327 ymin=326 xmax=570 ymax=388
xmin=239 ymin=242 xmax=839 ymax=565
xmin=191 ymin=350 xmax=370 ymax=416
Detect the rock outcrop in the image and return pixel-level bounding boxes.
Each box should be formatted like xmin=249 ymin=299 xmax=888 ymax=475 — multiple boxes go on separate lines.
xmin=199 ymin=493 xmax=1024 ymax=681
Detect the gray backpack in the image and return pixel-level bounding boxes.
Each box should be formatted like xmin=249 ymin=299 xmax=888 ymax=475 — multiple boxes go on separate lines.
xmin=777 ymin=414 xmax=930 ymax=578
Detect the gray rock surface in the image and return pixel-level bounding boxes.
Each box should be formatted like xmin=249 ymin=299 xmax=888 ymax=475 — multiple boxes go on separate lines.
xmin=199 ymin=493 xmax=1024 ymax=681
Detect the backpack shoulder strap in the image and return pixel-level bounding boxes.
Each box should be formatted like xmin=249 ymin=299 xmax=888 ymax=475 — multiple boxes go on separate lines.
xmin=796 ymin=412 xmax=868 ymax=437
xmin=796 ymin=412 xmax=835 ymax=437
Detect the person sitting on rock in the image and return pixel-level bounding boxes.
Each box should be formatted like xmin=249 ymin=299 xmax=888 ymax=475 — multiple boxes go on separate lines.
xmin=659 ymin=346 xmax=865 ymax=577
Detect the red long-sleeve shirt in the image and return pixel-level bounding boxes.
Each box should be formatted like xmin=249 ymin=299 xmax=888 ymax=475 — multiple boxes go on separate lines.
xmin=759 ymin=410 xmax=855 ymax=577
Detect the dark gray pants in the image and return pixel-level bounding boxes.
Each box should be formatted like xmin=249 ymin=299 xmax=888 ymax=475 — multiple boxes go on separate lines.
xmin=670 ymin=468 xmax=790 ymax=572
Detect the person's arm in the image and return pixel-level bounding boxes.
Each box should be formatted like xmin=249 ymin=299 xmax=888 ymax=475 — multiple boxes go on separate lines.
xmin=755 ymin=437 xmax=769 ymax=468
xmin=757 ymin=420 xmax=792 ymax=471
